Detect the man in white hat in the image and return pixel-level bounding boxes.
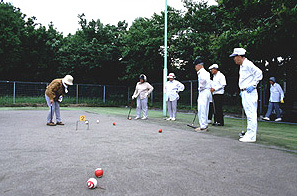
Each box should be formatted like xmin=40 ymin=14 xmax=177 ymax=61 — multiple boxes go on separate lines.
xmin=209 ymin=64 xmax=227 ymax=126
xmin=230 ymin=48 xmax=262 ymax=142
xmin=45 ymin=75 xmax=74 ymax=126
xmin=132 ymin=74 xmax=154 ymax=120
xmin=164 ymin=73 xmax=185 ymax=121
xmin=193 ymin=57 xmax=212 ymax=132
xmin=263 ymin=77 xmax=285 ymax=122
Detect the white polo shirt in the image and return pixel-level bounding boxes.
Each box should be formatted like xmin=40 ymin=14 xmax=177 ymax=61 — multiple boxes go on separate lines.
xmin=197 ymin=68 xmax=211 ymax=92
xmin=269 ymin=83 xmax=284 ymax=102
xmin=239 ymin=58 xmax=263 ymax=90
xmin=211 ymin=71 xmax=227 ymax=95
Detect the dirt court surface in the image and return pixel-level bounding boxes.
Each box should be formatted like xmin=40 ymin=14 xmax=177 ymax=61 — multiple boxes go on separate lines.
xmin=0 ymin=109 xmax=297 ymax=196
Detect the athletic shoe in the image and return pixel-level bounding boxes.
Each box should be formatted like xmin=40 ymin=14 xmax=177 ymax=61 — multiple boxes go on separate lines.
xmin=275 ymin=118 xmax=282 ymax=122
xmin=134 ymin=117 xmax=140 ymax=120
xmin=262 ymin=117 xmax=270 ymax=121
xmin=239 ymin=137 xmax=256 ymax=143
xmin=207 ymin=120 xmax=212 ymax=124
xmin=194 ymin=127 xmax=208 ymax=132
xmin=166 ymin=118 xmax=172 ymax=121
xmin=171 ymin=118 xmax=176 ymax=121
xmin=46 ymin=122 xmax=56 ymax=126
xmin=213 ymin=122 xmax=224 ymax=126
xmin=56 ymin=122 xmax=64 ymax=125
xmin=141 ymin=116 xmax=148 ymax=120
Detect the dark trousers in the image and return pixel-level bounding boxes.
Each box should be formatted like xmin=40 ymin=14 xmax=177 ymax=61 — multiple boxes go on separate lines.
xmin=213 ymin=94 xmax=224 ymax=125
xmin=265 ymin=102 xmax=281 ymax=118
xmin=208 ymin=102 xmax=214 ymax=121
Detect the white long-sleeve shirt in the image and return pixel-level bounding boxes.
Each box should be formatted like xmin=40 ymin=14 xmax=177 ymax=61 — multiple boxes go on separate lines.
xmin=132 ymin=82 xmax=154 ymax=99
xmin=165 ymin=80 xmax=185 ymax=101
xmin=269 ymin=83 xmax=284 ymax=102
xmin=239 ymin=58 xmax=263 ymax=89
xmin=197 ymin=68 xmax=211 ymax=92
xmin=211 ymin=71 xmax=227 ymax=95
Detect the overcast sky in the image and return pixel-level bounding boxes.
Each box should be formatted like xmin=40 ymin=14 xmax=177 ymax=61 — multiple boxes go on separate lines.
xmin=6 ymin=0 xmax=217 ymax=35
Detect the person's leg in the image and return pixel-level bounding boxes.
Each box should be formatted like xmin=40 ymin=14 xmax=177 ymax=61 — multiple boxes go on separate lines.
xmin=141 ymin=97 xmax=148 ymax=118
xmin=136 ymin=97 xmax=141 ymax=118
xmin=167 ymin=100 xmax=173 ymax=118
xmin=274 ymin=102 xmax=281 ymax=119
xmin=214 ymin=94 xmax=224 ymax=125
xmin=264 ymin=102 xmax=273 ymax=118
xmin=241 ymin=91 xmax=258 ymax=141
xmin=208 ymin=102 xmax=213 ymax=122
xmin=172 ymin=99 xmax=178 ymax=119
xmin=55 ymin=101 xmax=62 ymax=123
xmin=198 ymin=91 xmax=209 ymax=129
xmin=45 ymin=95 xmax=52 ymax=123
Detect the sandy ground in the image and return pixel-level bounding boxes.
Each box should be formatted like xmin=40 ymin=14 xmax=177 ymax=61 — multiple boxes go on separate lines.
xmin=0 ymin=109 xmax=296 ymax=196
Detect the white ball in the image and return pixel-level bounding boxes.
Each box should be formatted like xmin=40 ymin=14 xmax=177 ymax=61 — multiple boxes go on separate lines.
xmin=96 ymin=120 xmax=99 ymax=124
xmin=85 ymin=120 xmax=89 ymax=125
xmin=87 ymin=178 xmax=97 ymax=189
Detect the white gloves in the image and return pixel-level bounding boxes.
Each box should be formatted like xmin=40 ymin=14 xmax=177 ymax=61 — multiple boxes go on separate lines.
xmin=58 ymin=96 xmax=63 ymax=103
xmin=132 ymin=95 xmax=136 ymax=100
xmin=145 ymin=92 xmax=149 ymax=97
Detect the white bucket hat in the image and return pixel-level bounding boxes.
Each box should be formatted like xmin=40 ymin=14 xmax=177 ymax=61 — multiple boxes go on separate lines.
xmin=62 ymin=75 xmax=74 ymax=85
xmin=167 ymin=73 xmax=176 ymax=79
xmin=208 ymin=64 xmax=219 ymax=70
xmin=229 ymin=48 xmax=246 ymax=57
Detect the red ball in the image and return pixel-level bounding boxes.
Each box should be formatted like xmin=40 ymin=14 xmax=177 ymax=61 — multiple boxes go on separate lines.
xmin=113 ymin=122 xmax=116 ymax=126
xmin=159 ymin=129 xmax=162 ymax=133
xmin=95 ymin=168 xmax=104 ymax=178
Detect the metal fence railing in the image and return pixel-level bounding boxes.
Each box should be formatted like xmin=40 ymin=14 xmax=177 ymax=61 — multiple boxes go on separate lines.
xmin=0 ymin=80 xmax=265 ymax=113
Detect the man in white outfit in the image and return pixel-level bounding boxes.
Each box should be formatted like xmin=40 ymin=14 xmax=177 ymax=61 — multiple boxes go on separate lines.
xmin=209 ymin=64 xmax=227 ymax=126
xmin=193 ymin=57 xmax=212 ymax=132
xmin=230 ymin=48 xmax=263 ymax=142
xmin=164 ymin=73 xmax=185 ymax=121
xmin=132 ymin=74 xmax=154 ymax=120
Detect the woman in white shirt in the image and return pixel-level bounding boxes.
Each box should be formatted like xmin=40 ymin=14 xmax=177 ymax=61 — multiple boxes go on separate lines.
xmin=164 ymin=73 xmax=185 ymax=121
xmin=132 ymin=74 xmax=154 ymax=120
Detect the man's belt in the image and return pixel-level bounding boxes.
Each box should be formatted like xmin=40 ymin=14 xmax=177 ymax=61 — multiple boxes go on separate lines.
xmin=240 ymin=88 xmax=247 ymax=92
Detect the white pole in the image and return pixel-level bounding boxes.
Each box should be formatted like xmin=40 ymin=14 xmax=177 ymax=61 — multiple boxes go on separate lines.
xmin=163 ymin=0 xmax=168 ymax=116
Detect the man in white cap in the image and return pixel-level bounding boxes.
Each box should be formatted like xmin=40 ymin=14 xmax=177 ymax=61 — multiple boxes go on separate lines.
xmin=209 ymin=64 xmax=227 ymax=126
xmin=193 ymin=57 xmax=212 ymax=132
xmin=45 ymin=75 xmax=74 ymax=126
xmin=132 ymin=74 xmax=154 ymax=120
xmin=164 ymin=73 xmax=185 ymax=121
xmin=263 ymin=77 xmax=285 ymax=122
xmin=230 ymin=48 xmax=263 ymax=142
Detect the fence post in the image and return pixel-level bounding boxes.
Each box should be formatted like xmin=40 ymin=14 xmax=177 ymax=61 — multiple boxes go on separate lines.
xmin=103 ymin=85 xmax=106 ymax=103
xmin=259 ymin=81 xmax=262 ymax=115
xmin=76 ymin=84 xmax=79 ymax=104
xmin=151 ymin=91 xmax=153 ymax=105
xmin=190 ymin=80 xmax=193 ymax=109
xmin=13 ymin=82 xmax=16 ymax=104
xmin=128 ymin=87 xmax=130 ymax=103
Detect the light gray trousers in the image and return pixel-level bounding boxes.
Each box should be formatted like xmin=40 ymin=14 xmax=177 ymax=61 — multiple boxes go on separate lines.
xmin=167 ymin=99 xmax=178 ymax=118
xmin=136 ymin=97 xmax=148 ymax=118
xmin=45 ymin=94 xmax=61 ymax=123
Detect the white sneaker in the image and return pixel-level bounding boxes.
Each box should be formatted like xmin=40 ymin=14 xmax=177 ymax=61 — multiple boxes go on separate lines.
xmin=141 ymin=116 xmax=147 ymax=120
xmin=171 ymin=118 xmax=176 ymax=121
xmin=134 ymin=116 xmax=140 ymax=120
xmin=207 ymin=120 xmax=212 ymax=124
xmin=166 ymin=117 xmax=172 ymax=121
xmin=262 ymin=117 xmax=270 ymax=121
xmin=275 ymin=118 xmax=282 ymax=122
xmin=239 ymin=137 xmax=256 ymax=143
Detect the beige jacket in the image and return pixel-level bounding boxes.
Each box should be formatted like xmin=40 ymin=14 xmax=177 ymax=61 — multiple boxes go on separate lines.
xmin=132 ymin=82 xmax=154 ymax=100
xmin=45 ymin=79 xmax=65 ymax=101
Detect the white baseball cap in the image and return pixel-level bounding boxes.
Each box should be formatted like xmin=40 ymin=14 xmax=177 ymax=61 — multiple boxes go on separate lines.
xmin=229 ymin=48 xmax=246 ymax=57
xmin=167 ymin=73 xmax=176 ymax=79
xmin=62 ymin=75 xmax=74 ymax=85
xmin=208 ymin=64 xmax=219 ymax=70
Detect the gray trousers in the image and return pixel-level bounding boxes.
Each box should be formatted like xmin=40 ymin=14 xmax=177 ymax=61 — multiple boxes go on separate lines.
xmin=167 ymin=99 xmax=178 ymax=118
xmin=45 ymin=94 xmax=61 ymax=123
xmin=136 ymin=97 xmax=148 ymax=118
